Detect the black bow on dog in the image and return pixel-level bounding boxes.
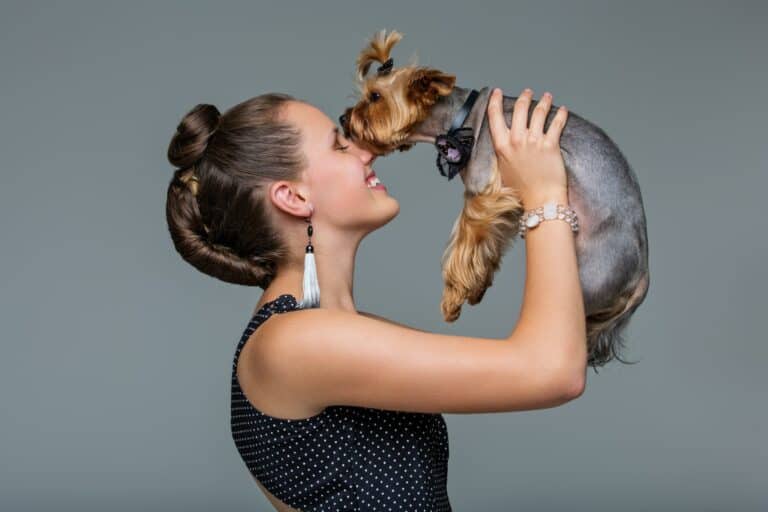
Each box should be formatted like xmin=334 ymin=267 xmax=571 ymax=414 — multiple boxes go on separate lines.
xmin=377 ymin=58 xmax=394 ymax=76
xmin=435 ymin=89 xmax=479 ymax=181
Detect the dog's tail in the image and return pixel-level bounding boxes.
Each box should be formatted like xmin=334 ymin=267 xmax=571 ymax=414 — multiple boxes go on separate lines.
xmin=584 ymin=272 xmax=649 ymax=371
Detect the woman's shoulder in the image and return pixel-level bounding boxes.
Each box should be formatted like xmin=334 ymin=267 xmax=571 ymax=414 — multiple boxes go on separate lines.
xmin=255 ymin=305 xmax=354 ymax=347
xmin=262 ymin=306 xmax=426 ymax=346
xmin=252 ymin=292 xmax=425 ymax=336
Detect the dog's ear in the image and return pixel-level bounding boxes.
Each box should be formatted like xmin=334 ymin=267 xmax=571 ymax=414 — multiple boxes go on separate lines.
xmin=407 ymin=68 xmax=456 ymax=107
xmin=355 ymin=29 xmax=404 ymax=81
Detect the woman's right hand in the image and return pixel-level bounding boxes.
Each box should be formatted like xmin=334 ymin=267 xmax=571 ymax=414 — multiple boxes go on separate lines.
xmin=487 ymin=87 xmax=570 ymax=206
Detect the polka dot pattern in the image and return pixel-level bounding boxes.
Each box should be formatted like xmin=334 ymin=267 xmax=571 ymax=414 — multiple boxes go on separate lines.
xmin=231 ymin=294 xmax=452 ymax=511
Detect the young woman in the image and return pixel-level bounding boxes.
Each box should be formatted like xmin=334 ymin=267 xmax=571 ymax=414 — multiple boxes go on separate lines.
xmin=165 ymin=87 xmax=586 ymax=511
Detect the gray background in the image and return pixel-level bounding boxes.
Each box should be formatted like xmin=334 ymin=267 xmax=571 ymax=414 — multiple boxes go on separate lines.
xmin=1 ymin=1 xmax=766 ymax=511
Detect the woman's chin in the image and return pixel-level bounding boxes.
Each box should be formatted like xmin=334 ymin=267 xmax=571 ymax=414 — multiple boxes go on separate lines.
xmin=382 ymin=197 xmax=400 ymax=222
xmin=369 ymin=196 xmax=400 ymax=229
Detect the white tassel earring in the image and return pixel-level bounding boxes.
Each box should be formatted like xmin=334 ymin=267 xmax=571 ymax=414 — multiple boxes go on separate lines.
xmin=299 ymin=205 xmax=320 ymax=309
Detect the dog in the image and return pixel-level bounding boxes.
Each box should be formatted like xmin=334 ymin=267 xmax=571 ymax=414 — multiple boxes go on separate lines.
xmin=339 ymin=30 xmax=649 ymax=369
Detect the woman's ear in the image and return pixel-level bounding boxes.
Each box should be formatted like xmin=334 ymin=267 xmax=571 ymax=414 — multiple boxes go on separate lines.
xmin=270 ymin=180 xmax=313 ymax=218
xmin=407 ymin=69 xmax=456 ymax=107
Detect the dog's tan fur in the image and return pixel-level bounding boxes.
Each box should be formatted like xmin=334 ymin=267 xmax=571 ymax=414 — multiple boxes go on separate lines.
xmin=343 ymin=31 xmax=456 ymax=156
xmin=439 ymin=159 xmax=524 ymax=321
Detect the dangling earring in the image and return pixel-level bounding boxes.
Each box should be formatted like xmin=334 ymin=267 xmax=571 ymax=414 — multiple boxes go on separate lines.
xmin=299 ymin=205 xmax=320 ymax=309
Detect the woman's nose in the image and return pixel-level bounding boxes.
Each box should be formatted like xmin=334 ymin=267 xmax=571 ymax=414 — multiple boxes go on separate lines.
xmin=351 ymin=141 xmax=375 ymax=165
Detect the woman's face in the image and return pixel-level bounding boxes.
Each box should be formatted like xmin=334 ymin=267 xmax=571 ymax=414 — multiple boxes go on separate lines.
xmin=283 ymin=101 xmax=400 ymax=233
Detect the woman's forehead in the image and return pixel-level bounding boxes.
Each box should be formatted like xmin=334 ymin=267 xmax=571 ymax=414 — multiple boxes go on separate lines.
xmin=289 ymin=102 xmax=334 ymax=142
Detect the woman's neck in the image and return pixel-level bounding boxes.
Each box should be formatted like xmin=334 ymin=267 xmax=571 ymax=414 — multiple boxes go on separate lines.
xmin=260 ymin=228 xmax=362 ymax=313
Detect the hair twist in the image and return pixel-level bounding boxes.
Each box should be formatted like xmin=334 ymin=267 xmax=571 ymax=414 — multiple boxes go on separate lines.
xmin=164 ymin=93 xmax=307 ymax=288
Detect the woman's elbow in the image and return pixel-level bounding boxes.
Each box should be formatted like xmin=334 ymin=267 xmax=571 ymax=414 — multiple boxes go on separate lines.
xmin=549 ymin=374 xmax=585 ymax=405
xmin=555 ymin=345 xmax=588 ymax=401
xmin=563 ymin=374 xmax=586 ymax=401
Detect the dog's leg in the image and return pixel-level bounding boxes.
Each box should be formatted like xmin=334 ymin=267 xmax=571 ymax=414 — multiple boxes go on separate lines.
xmin=440 ymin=167 xmax=524 ymax=322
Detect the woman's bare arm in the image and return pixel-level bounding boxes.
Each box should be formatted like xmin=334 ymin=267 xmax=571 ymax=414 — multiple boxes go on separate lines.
xmin=507 ymin=187 xmax=587 ymax=396
xmin=489 ymin=87 xmax=587 ymax=392
xmin=357 ymin=311 xmax=428 ymax=333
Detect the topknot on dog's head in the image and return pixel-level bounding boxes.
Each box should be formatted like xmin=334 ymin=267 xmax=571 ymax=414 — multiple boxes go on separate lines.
xmin=355 ymin=29 xmax=404 ymax=82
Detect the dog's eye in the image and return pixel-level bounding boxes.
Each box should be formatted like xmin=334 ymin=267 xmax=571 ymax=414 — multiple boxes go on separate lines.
xmin=369 ymin=91 xmax=381 ymax=103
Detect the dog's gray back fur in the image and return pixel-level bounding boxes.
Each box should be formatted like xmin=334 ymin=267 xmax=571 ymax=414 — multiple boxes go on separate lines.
xmin=411 ymin=86 xmax=650 ymax=367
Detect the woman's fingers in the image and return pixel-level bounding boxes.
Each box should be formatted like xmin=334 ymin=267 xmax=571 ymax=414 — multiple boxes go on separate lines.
xmin=544 ymin=105 xmax=569 ymax=146
xmin=486 ymin=88 xmax=510 ymax=152
xmin=487 ymin=87 xmax=567 ymax=150
xmin=511 ymin=88 xmax=533 ymax=142
xmin=528 ymin=92 xmax=552 ymax=139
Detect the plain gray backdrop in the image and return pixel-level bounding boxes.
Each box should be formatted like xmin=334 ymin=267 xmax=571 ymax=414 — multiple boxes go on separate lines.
xmin=1 ymin=1 xmax=766 ymax=511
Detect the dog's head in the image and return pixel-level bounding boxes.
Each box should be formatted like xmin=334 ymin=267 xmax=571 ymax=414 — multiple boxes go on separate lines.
xmin=339 ymin=29 xmax=456 ymax=156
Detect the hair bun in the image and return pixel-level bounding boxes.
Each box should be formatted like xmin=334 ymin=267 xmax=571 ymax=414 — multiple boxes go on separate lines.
xmin=167 ymin=104 xmax=221 ymax=169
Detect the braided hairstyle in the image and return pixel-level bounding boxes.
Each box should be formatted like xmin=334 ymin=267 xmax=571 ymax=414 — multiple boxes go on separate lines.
xmin=165 ymin=93 xmax=307 ymax=288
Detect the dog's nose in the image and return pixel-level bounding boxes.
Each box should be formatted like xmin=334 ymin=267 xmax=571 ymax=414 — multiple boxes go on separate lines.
xmin=339 ymin=108 xmax=354 ymax=137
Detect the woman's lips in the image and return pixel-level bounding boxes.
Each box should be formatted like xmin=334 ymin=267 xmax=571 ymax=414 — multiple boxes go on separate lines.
xmin=365 ymin=170 xmax=386 ymax=191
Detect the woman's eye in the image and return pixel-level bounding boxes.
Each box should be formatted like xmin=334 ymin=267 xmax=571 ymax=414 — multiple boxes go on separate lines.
xmin=335 ymin=133 xmax=350 ymax=151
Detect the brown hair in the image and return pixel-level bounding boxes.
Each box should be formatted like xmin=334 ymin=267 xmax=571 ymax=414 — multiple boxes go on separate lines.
xmin=165 ymin=93 xmax=307 ymax=288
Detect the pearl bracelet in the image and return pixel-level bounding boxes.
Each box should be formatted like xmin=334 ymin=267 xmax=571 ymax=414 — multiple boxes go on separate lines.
xmin=518 ymin=200 xmax=579 ymax=239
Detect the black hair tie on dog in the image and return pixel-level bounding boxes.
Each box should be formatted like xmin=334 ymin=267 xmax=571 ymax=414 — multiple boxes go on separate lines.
xmin=435 ymin=89 xmax=480 ymax=181
xmin=377 ymin=58 xmax=394 ymax=76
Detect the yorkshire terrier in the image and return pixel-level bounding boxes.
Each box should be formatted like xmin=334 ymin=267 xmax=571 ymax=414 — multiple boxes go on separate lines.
xmin=339 ymin=30 xmax=649 ymax=368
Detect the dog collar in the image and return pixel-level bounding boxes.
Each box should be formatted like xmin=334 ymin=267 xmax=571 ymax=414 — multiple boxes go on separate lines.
xmin=435 ymin=89 xmax=480 ymax=181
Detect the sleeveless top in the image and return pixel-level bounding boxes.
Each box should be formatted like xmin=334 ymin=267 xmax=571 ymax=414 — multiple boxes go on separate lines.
xmin=230 ymin=294 xmax=452 ymax=511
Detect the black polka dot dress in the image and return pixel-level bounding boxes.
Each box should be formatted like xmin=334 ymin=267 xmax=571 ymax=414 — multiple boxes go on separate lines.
xmin=231 ymin=294 xmax=452 ymax=511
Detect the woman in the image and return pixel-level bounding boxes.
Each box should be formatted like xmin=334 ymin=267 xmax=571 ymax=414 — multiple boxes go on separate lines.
xmin=165 ymin=87 xmax=586 ymax=511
